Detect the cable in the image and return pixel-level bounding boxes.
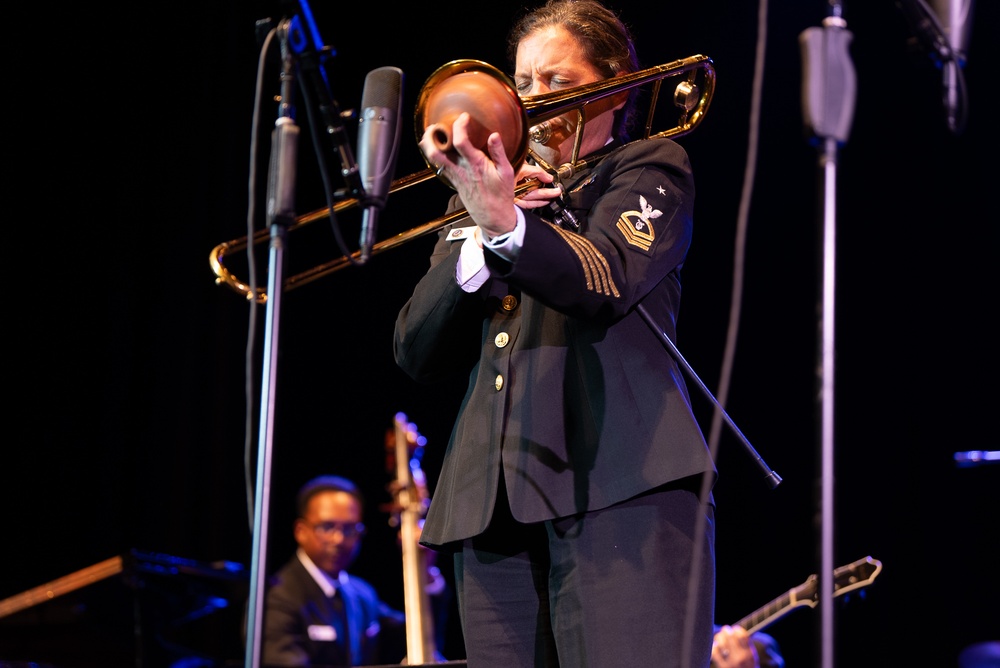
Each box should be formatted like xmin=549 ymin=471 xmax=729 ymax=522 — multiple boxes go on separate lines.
xmin=242 ymin=24 xmax=278 ymax=533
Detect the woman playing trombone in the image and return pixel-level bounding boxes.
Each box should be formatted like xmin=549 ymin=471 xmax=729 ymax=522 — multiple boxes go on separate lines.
xmin=393 ymin=1 xmax=717 ymax=665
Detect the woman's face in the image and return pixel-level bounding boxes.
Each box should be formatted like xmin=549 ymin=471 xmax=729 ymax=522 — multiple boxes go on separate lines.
xmin=514 ymin=24 xmax=625 ymax=167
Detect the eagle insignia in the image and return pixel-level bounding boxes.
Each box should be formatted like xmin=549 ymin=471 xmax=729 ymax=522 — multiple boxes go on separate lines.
xmin=616 ymin=194 xmax=662 ymax=250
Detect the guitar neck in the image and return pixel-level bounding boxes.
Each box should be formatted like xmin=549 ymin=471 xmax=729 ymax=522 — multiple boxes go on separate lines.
xmin=730 ymin=556 xmax=882 ymax=636
xmin=733 ymin=583 xmax=813 ymax=635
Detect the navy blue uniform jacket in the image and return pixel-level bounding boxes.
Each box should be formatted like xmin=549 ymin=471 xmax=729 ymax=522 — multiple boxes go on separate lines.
xmin=393 ymin=137 xmax=717 ymax=550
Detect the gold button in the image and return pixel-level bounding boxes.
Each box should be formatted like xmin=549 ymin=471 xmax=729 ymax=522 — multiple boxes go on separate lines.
xmin=494 ymin=332 xmax=509 ymax=348
xmin=501 ymin=295 xmax=518 ymax=311
xmin=495 ymin=374 xmax=504 ymax=391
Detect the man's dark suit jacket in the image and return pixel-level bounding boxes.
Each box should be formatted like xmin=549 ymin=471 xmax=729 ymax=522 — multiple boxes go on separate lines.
xmin=262 ymin=555 xmax=405 ymax=667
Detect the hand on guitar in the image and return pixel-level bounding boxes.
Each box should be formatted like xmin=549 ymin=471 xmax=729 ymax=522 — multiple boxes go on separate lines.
xmin=711 ymin=625 xmax=758 ymax=668
xmin=381 ymin=503 xmax=446 ymax=596
xmin=409 ymin=522 xmax=448 ymax=597
xmin=711 ymin=556 xmax=882 ymax=668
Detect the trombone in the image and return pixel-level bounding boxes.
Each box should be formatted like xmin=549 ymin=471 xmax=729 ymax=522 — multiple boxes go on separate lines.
xmin=210 ymin=54 xmax=715 ymax=303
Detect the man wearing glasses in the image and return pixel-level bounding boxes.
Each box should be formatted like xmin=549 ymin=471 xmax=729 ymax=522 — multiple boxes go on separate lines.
xmin=262 ymin=475 xmax=427 ymax=667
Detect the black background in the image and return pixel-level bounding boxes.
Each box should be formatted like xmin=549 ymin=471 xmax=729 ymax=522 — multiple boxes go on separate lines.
xmin=2 ymin=1 xmax=997 ymax=667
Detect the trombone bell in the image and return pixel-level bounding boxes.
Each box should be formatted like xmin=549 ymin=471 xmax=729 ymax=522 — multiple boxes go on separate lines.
xmin=414 ymin=60 xmax=530 ymax=172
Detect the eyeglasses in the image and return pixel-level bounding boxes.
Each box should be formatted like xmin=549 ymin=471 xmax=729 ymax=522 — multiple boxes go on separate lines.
xmin=307 ymin=521 xmax=366 ymax=540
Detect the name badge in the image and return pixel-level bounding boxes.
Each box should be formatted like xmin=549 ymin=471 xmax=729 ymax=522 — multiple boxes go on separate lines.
xmin=307 ymin=624 xmax=337 ymax=641
xmin=448 ymin=226 xmax=476 ymax=241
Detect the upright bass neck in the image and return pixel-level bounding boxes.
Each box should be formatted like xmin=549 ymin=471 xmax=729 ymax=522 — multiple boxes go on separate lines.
xmin=392 ymin=413 xmax=438 ymax=664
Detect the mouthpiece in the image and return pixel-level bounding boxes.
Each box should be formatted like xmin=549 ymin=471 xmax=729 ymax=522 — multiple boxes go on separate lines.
xmin=529 ymin=121 xmax=553 ymax=144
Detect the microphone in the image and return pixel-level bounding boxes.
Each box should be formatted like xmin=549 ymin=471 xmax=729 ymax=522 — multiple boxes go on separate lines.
xmin=930 ymin=0 xmax=973 ymax=134
xmin=930 ymin=0 xmax=973 ymax=63
xmin=954 ymin=450 xmax=1000 ymax=467
xmin=896 ymin=0 xmax=974 ymax=134
xmin=357 ymin=66 xmax=404 ymax=264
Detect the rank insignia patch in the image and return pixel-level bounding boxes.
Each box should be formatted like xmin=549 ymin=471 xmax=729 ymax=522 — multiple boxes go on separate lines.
xmin=616 ymin=195 xmax=662 ymax=250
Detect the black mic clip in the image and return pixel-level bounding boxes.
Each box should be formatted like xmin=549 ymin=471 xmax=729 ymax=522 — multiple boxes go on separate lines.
xmin=896 ymin=0 xmax=965 ymax=68
xmin=543 ymin=180 xmax=579 ymax=231
xmin=282 ymin=9 xmax=365 ymax=201
xmin=549 ymin=195 xmax=580 ymax=231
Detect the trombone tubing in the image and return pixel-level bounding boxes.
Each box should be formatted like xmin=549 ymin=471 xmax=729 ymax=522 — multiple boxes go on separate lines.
xmin=209 ymin=54 xmax=715 ymax=303
xmin=209 ymin=168 xmax=437 ymax=303
xmin=522 ymin=54 xmax=714 ymax=137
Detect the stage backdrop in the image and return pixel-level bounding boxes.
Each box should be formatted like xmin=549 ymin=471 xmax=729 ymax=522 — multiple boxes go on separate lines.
xmin=2 ymin=1 xmax=996 ymax=667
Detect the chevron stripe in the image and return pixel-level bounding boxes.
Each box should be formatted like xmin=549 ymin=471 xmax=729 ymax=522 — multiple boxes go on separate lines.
xmin=550 ymin=224 xmax=621 ymax=297
xmin=616 ymin=215 xmax=654 ymax=251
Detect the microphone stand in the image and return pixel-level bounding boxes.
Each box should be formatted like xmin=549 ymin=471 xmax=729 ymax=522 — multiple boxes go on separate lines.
xmin=243 ymin=18 xmax=298 ymax=668
xmin=636 ymin=304 xmax=781 ymax=489
xmin=243 ymin=4 xmax=363 ymax=667
xmin=638 ymin=299 xmax=780 ymax=668
xmin=798 ymin=6 xmax=856 ymax=668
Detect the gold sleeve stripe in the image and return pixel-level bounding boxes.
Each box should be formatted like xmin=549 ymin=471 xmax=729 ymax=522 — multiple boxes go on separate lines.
xmin=550 ymin=224 xmax=621 ymax=297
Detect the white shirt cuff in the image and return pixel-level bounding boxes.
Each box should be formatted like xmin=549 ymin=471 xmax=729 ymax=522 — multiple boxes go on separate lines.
xmin=455 ymin=206 xmax=525 ymax=292
xmin=484 ymin=206 xmax=525 ymax=261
